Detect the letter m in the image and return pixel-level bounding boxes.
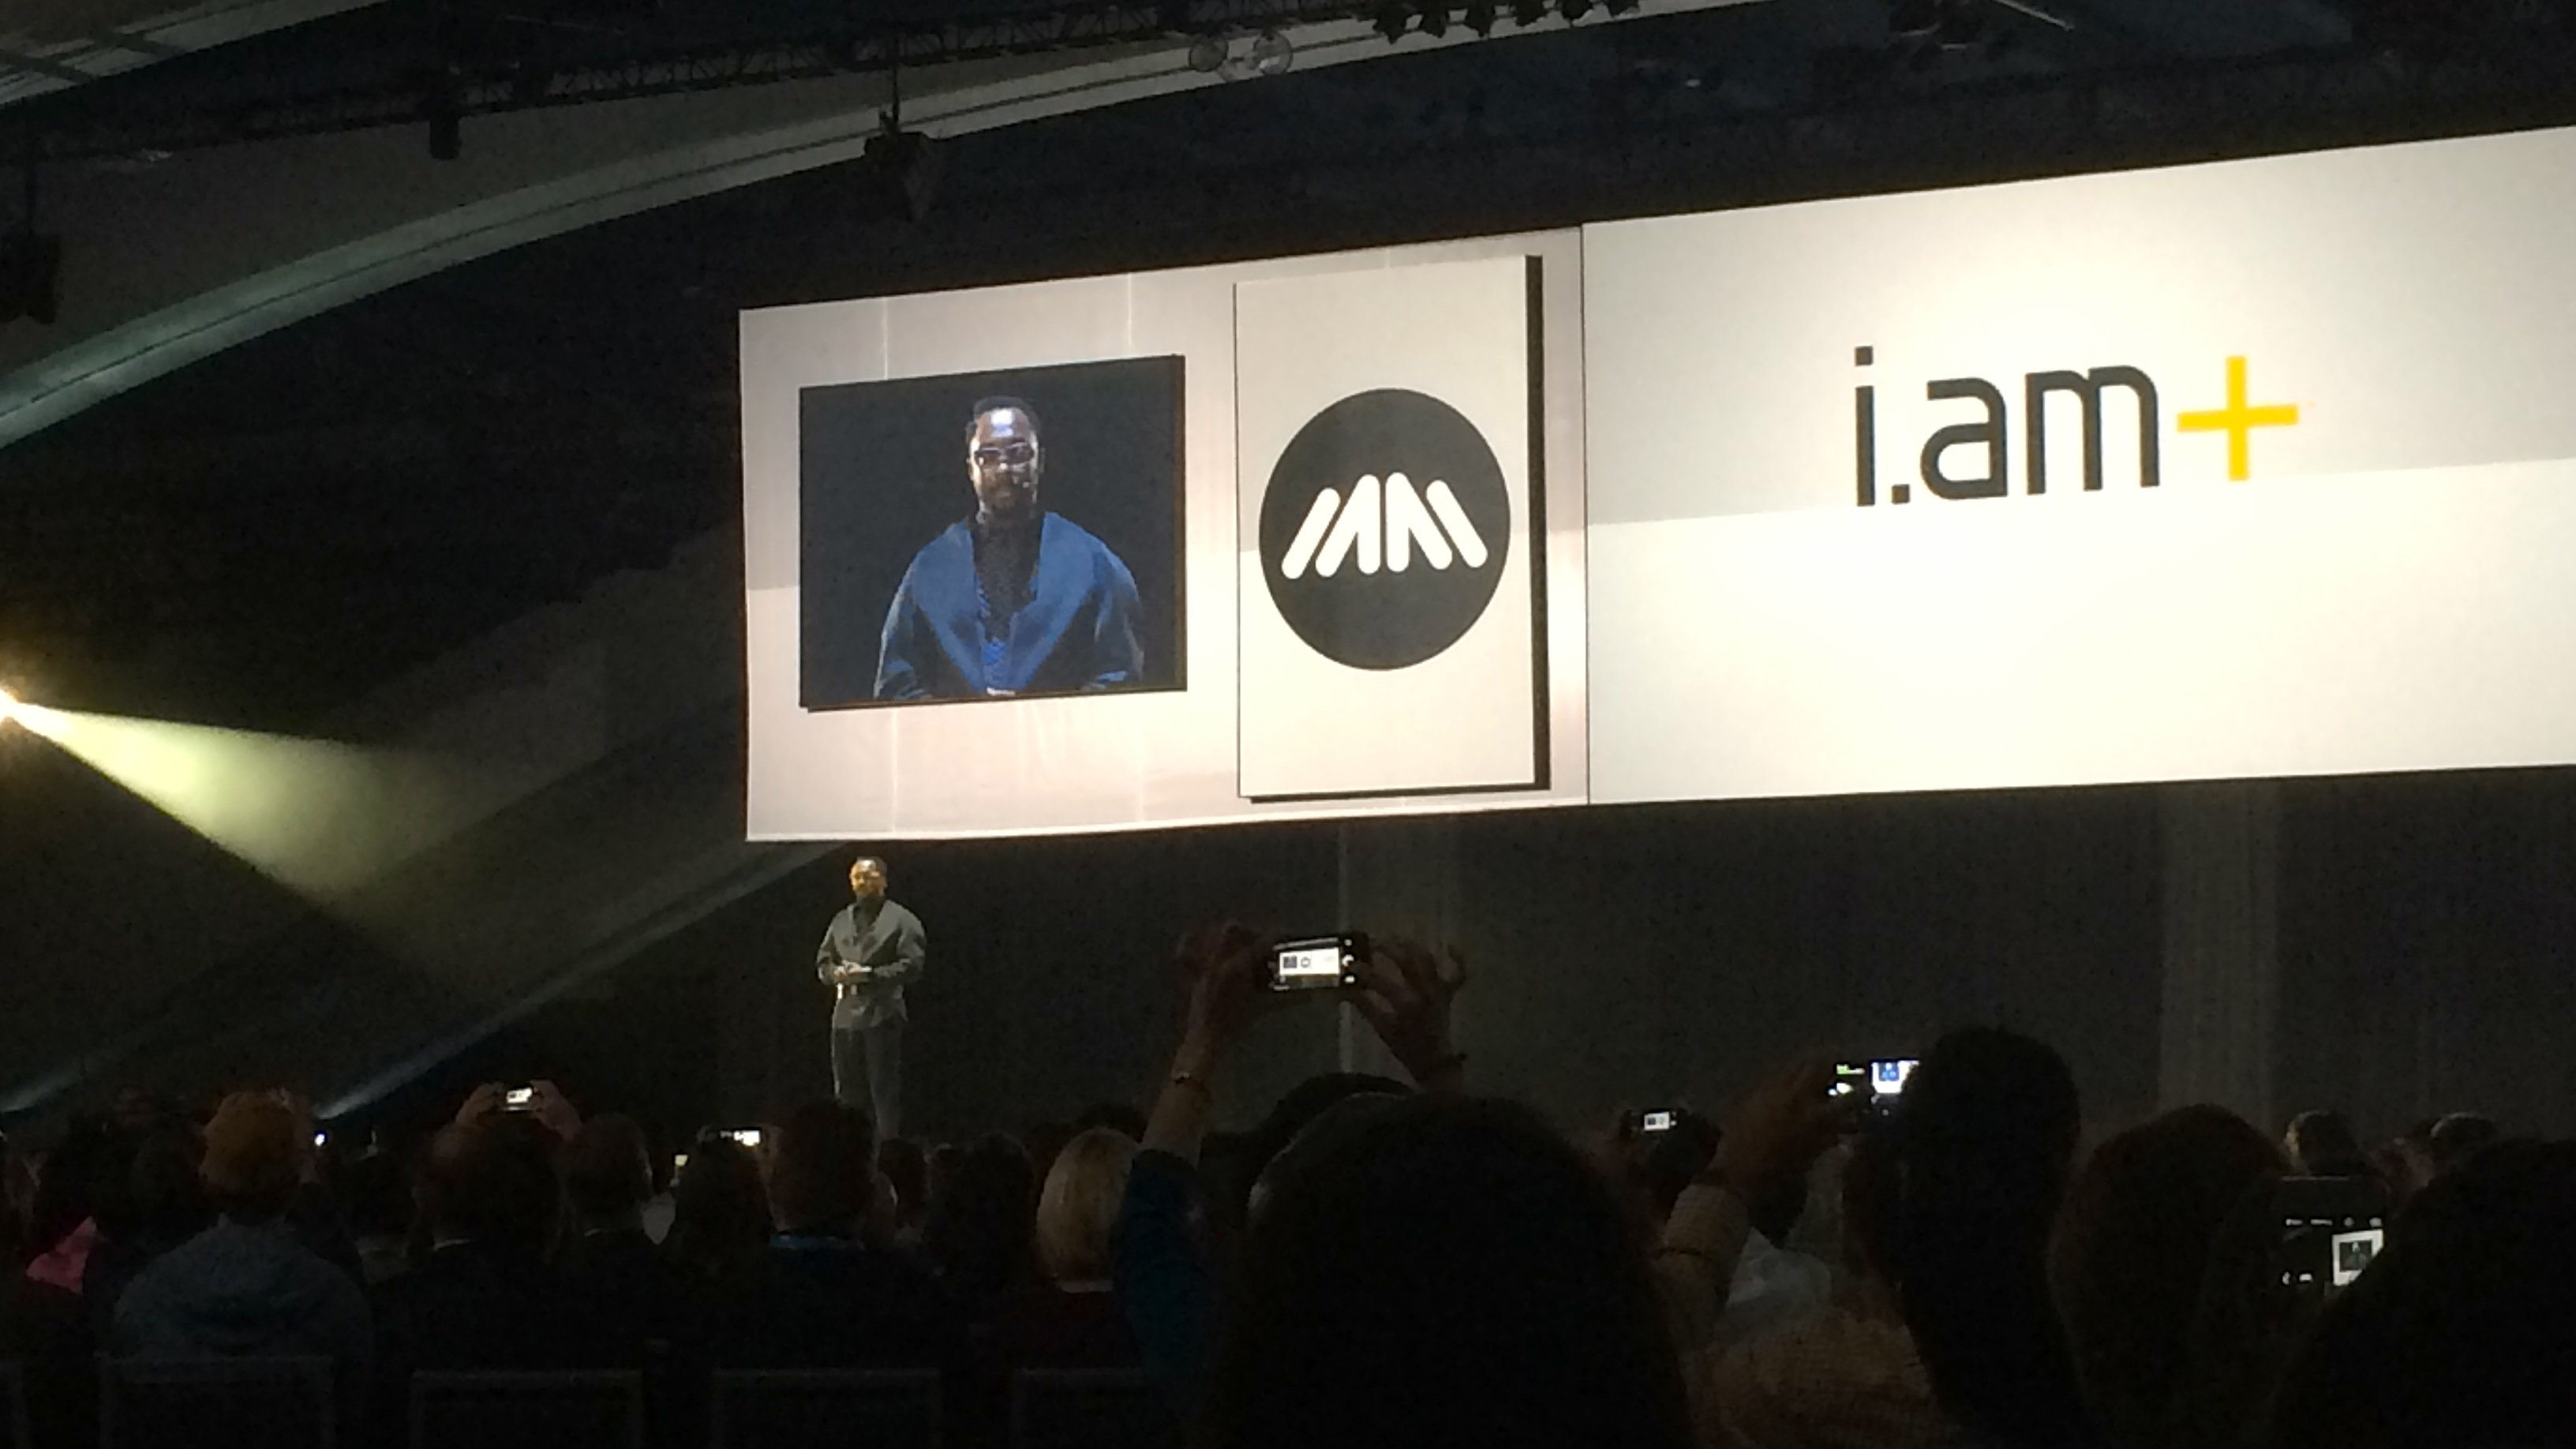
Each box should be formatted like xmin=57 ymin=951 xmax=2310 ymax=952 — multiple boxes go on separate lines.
xmin=2024 ymin=367 xmax=2160 ymax=492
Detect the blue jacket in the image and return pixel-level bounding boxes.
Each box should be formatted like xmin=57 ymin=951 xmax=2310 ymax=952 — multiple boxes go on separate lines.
xmin=874 ymin=514 xmax=1145 ymax=700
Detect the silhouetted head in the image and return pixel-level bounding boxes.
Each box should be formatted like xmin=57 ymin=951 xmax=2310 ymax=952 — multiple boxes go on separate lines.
xmin=560 ymin=1114 xmax=653 ymax=1232
xmin=2283 ymin=1110 xmax=2372 ymax=1180
xmin=2052 ymin=1104 xmax=2286 ymax=1447
xmin=1202 ymin=1095 xmax=1693 ymax=1449
xmin=1888 ymin=1027 xmax=2091 ymax=1448
xmin=769 ymin=1100 xmax=876 ymax=1236
xmin=666 ymin=1135 xmax=771 ymax=1277
xmin=417 ymin=1115 xmax=564 ymax=1256
xmin=923 ymin=1133 xmax=1039 ymax=1302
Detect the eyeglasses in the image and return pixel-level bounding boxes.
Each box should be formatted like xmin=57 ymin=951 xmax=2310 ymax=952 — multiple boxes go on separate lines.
xmin=973 ymin=443 xmax=1037 ymax=468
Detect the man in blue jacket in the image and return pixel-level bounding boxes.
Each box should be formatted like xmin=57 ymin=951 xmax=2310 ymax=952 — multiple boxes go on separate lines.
xmin=873 ymin=396 xmax=1146 ymax=701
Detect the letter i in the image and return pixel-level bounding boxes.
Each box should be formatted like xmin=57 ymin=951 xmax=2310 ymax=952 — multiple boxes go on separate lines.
xmin=1855 ymin=346 xmax=1878 ymax=507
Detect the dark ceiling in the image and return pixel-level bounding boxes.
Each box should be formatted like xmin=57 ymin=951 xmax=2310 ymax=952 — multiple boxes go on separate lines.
xmin=3 ymin=0 xmax=2574 ymax=730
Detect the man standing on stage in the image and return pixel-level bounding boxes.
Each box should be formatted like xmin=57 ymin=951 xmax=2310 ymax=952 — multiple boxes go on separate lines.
xmin=815 ymin=856 xmax=926 ymax=1140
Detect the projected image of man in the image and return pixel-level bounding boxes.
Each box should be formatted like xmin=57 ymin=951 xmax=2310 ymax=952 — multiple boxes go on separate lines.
xmin=874 ymin=398 xmax=1146 ymax=700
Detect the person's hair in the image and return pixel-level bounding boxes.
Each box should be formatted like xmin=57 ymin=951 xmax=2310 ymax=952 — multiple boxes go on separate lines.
xmin=875 ymin=1138 xmax=927 ymax=1226
xmin=968 ymin=395 xmax=1042 ymax=441
xmin=664 ymin=1136 xmax=772 ymax=1281
xmin=197 ymin=1092 xmax=309 ymax=1221
xmin=768 ymin=1101 xmax=875 ymax=1235
xmin=850 ymin=856 xmax=886 ymax=881
xmin=1035 ymin=1128 xmax=1138 ymax=1284
xmin=2269 ymin=1139 xmax=2576 ymax=1449
xmin=2282 ymin=1110 xmax=2372 ymax=1179
xmin=1201 ymin=1094 xmax=1693 ymax=1449
xmin=2051 ymin=1105 xmax=2288 ymax=1449
xmin=416 ymin=1116 xmax=564 ymax=1256
xmin=922 ymin=1133 xmax=1039 ymax=1304
xmin=1070 ymin=1101 xmax=1148 ymax=1141
xmin=2423 ymin=1113 xmax=2499 ymax=1175
xmin=1887 ymin=1027 xmax=2093 ymax=1449
xmin=560 ymin=1114 xmax=653 ymax=1226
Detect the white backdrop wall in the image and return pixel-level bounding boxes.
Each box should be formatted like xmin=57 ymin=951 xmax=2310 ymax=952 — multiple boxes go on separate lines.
xmin=745 ymin=125 xmax=2576 ymax=841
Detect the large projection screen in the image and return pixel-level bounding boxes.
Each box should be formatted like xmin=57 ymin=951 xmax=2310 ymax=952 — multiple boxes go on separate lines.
xmin=1583 ymin=126 xmax=2576 ymax=805
xmin=742 ymin=234 xmax=1589 ymax=841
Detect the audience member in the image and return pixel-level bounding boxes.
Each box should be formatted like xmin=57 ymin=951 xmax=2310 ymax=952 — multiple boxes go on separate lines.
xmin=1116 ymin=924 xmax=1467 ymax=1413
xmin=986 ymin=1128 xmax=1142 ymax=1364
xmin=22 ymin=1114 xmax=113 ymax=1292
xmin=1204 ymin=1092 xmax=1693 ymax=1449
xmin=1700 ymin=1129 xmax=1948 ymax=1449
xmin=2280 ymin=1110 xmax=2372 ymax=1181
xmin=660 ymin=1135 xmax=770 ymax=1288
xmin=921 ymin=1133 xmax=1040 ymax=1311
xmin=1884 ymin=1028 xmax=2093 ymax=1449
xmin=701 ymin=1099 xmax=964 ymax=1373
xmin=2269 ymin=1139 xmax=2576 ymax=1449
xmin=557 ymin=1114 xmax=692 ymax=1359
xmin=112 ymin=1092 xmax=371 ymax=1372
xmin=370 ymin=1104 xmax=589 ymax=1381
xmin=2051 ymin=1106 xmax=2287 ymax=1449
xmin=80 ymin=1119 xmax=208 ymax=1336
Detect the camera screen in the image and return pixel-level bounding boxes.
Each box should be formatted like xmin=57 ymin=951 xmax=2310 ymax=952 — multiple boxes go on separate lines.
xmin=726 ymin=1128 xmax=763 ymax=1149
xmin=504 ymin=1087 xmax=536 ymax=1110
xmin=1640 ymin=1110 xmax=1678 ymax=1133
xmin=2331 ymin=1227 xmax=2383 ymax=1287
xmin=1870 ymin=1059 xmax=1919 ymax=1096
xmin=1271 ymin=939 xmax=1353 ymax=990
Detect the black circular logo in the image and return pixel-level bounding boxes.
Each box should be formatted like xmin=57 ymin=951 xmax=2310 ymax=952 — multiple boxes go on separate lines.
xmin=1259 ymin=389 xmax=1511 ymax=671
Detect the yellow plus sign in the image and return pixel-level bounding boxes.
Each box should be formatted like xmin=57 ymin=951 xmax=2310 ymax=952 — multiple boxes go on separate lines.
xmin=2177 ymin=355 xmax=2299 ymax=481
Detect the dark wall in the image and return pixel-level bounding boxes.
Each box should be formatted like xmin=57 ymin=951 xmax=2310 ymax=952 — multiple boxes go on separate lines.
xmin=1452 ymin=791 xmax=2166 ymax=1137
xmin=2278 ymin=768 xmax=2576 ymax=1140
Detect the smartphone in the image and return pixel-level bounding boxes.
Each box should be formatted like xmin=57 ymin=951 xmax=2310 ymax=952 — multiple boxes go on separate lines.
xmin=1268 ymin=934 xmax=1366 ymax=993
xmin=671 ymin=1152 xmax=691 ymax=1175
xmin=1830 ymin=1058 xmax=1919 ymax=1117
xmin=2273 ymin=1175 xmax=2391 ymax=1294
xmin=504 ymin=1086 xmax=537 ymax=1112
xmin=1638 ymin=1110 xmax=1679 ymax=1133
xmin=719 ymin=1127 xmax=763 ymax=1150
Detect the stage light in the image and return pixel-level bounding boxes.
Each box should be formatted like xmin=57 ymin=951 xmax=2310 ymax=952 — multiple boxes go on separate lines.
xmin=1463 ymin=0 xmax=1497 ymax=33
xmin=13 ymin=705 xmax=461 ymax=905
xmin=1559 ymin=0 xmax=1593 ymax=23
xmin=1374 ymin=1 xmax=1409 ymax=41
xmin=1604 ymin=0 xmax=1639 ymax=14
xmin=1419 ymin=4 xmax=1450 ymax=37
xmin=1511 ymin=0 xmax=1547 ymax=24
xmin=1188 ymin=35 xmax=1230 ymax=72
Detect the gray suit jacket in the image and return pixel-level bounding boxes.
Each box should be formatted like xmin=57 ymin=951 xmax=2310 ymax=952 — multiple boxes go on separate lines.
xmin=816 ymin=898 xmax=927 ymax=1028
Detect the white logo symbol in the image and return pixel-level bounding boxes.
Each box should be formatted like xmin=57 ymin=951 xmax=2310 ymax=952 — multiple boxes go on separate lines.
xmin=1279 ymin=473 xmax=1492 ymax=580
